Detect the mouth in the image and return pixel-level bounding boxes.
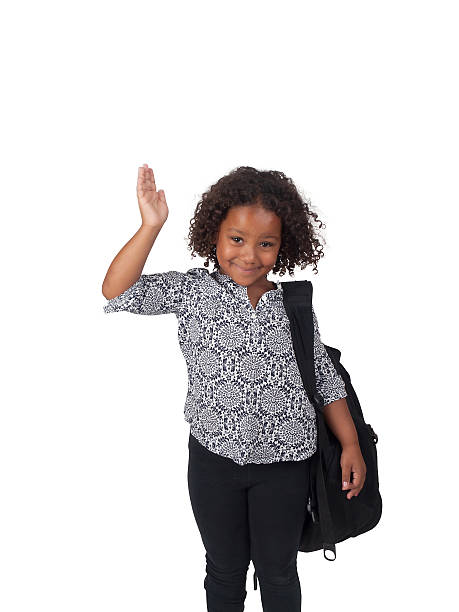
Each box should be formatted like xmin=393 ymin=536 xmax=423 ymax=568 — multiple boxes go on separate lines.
xmin=232 ymin=263 xmax=260 ymax=273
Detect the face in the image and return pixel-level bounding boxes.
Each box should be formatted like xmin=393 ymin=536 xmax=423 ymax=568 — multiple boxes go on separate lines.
xmin=214 ymin=203 xmax=282 ymax=289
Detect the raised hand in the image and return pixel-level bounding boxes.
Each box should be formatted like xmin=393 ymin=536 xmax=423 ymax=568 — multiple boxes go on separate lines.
xmin=137 ymin=163 xmax=169 ymax=228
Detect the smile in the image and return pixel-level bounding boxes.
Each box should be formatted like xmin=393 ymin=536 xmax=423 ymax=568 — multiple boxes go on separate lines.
xmin=233 ymin=263 xmax=260 ymax=273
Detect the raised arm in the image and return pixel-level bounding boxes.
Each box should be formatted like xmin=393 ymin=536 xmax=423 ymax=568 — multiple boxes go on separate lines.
xmin=102 ymin=163 xmax=168 ymax=300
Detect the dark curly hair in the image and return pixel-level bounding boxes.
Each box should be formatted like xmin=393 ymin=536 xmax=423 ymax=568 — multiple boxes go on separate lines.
xmin=186 ymin=166 xmax=327 ymax=276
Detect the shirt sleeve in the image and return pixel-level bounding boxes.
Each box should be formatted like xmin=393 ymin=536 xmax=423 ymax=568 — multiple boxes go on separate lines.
xmin=312 ymin=305 xmax=347 ymax=405
xmin=103 ymin=270 xmax=193 ymax=316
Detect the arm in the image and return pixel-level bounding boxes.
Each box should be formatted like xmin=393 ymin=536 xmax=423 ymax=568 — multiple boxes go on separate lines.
xmin=324 ymin=397 xmax=366 ymax=499
xmin=102 ymin=166 xmax=192 ymax=317
xmin=102 ymin=223 xmax=162 ymax=300
xmin=322 ymin=397 xmax=358 ymax=449
xmin=312 ymin=305 xmax=366 ymax=498
xmin=102 ymin=163 xmax=168 ymax=300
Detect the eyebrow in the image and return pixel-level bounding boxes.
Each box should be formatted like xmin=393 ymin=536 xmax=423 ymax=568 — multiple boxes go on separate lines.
xmin=226 ymin=227 xmax=279 ymax=239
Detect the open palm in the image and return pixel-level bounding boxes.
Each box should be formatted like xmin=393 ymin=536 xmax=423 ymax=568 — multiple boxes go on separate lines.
xmin=137 ymin=163 xmax=169 ymax=227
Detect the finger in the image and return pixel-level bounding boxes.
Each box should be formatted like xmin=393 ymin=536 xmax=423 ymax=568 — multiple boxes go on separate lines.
xmin=147 ymin=170 xmax=156 ymax=192
xmin=150 ymin=168 xmax=156 ymax=191
xmin=350 ymin=472 xmax=361 ymax=488
xmin=342 ymin=466 xmax=351 ymax=489
xmin=137 ymin=168 xmax=146 ymax=196
xmin=346 ymin=471 xmax=366 ymax=498
xmin=347 ymin=485 xmax=363 ymax=499
xmin=343 ymin=467 xmax=361 ymax=491
xmin=346 ymin=482 xmax=358 ymax=491
xmin=346 ymin=479 xmax=359 ymax=498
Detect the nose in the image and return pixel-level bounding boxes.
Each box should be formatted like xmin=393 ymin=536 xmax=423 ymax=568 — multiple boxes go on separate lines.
xmin=239 ymin=247 xmax=257 ymax=265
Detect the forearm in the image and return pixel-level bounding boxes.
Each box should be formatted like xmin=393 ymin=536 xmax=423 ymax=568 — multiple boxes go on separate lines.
xmin=322 ymin=397 xmax=359 ymax=448
xmin=102 ymin=224 xmax=163 ymax=299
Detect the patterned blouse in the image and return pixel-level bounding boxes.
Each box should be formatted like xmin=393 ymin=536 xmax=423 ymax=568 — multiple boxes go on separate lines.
xmin=103 ymin=267 xmax=347 ymax=465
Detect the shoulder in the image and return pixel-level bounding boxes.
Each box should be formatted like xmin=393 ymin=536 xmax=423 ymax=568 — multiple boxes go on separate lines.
xmin=184 ymin=266 xmax=211 ymax=281
xmin=177 ymin=266 xmax=213 ymax=290
xmin=140 ymin=267 xmax=210 ymax=287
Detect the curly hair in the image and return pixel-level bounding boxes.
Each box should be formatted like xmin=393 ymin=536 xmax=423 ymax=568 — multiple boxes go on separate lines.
xmin=186 ymin=166 xmax=327 ymax=276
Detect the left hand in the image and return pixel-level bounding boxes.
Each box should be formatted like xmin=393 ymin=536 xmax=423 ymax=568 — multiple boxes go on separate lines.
xmin=341 ymin=442 xmax=367 ymax=499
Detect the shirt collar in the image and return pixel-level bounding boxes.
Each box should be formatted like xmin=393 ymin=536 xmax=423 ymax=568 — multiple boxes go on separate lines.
xmin=212 ymin=267 xmax=283 ymax=297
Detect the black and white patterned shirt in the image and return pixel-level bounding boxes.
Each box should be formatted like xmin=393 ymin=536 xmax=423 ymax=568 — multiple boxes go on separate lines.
xmin=103 ymin=267 xmax=347 ymax=465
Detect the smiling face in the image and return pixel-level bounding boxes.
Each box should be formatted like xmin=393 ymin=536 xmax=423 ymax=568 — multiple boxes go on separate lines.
xmin=214 ymin=203 xmax=282 ymax=289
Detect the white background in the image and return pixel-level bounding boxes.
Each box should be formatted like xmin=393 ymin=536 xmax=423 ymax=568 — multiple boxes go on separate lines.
xmin=1 ymin=1 xmax=457 ymax=610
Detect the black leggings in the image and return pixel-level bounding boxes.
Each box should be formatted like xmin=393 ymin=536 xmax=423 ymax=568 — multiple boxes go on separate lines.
xmin=187 ymin=432 xmax=314 ymax=612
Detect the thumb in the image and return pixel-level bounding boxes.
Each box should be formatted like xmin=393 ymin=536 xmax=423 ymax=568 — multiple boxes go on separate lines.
xmin=342 ymin=466 xmax=351 ymax=489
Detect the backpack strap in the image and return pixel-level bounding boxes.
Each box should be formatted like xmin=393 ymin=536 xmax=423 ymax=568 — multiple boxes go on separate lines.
xmin=252 ymin=279 xmax=338 ymax=590
xmin=281 ymin=279 xmax=337 ymax=561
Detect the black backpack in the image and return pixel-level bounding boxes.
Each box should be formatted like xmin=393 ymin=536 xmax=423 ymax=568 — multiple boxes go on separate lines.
xmin=252 ymin=279 xmax=382 ymax=590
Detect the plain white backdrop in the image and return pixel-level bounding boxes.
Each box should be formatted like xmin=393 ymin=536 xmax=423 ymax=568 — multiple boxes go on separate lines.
xmin=1 ymin=1 xmax=457 ymax=610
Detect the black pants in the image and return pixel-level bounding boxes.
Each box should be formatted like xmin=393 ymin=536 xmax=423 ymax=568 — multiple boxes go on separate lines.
xmin=187 ymin=432 xmax=314 ymax=612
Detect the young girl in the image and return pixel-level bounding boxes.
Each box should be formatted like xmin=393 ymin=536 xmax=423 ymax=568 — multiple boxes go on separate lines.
xmin=102 ymin=164 xmax=366 ymax=612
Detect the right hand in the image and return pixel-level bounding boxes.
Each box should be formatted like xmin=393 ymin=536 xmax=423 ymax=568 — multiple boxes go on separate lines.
xmin=137 ymin=163 xmax=169 ymax=228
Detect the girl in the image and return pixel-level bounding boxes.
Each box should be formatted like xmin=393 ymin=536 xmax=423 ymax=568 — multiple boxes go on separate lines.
xmin=102 ymin=164 xmax=366 ymax=612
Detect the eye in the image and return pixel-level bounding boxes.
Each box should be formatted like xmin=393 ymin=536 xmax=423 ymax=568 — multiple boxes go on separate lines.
xmin=230 ymin=237 xmax=274 ymax=248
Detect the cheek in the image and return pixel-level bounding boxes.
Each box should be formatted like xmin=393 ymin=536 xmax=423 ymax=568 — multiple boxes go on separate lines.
xmin=218 ymin=242 xmax=235 ymax=256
